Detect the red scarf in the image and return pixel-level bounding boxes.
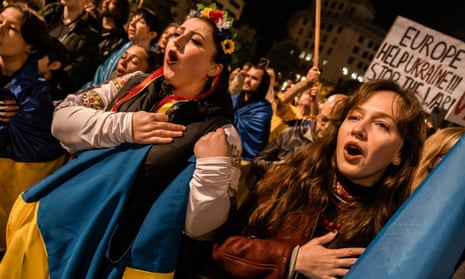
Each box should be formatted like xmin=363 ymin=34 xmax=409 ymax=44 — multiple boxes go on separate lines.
xmin=111 ymin=67 xmax=220 ymax=113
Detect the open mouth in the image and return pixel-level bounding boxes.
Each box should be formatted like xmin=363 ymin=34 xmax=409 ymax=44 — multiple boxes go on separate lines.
xmin=345 ymin=143 xmax=363 ymax=157
xmin=167 ymin=50 xmax=178 ymax=65
xmin=114 ymin=68 xmax=124 ymax=77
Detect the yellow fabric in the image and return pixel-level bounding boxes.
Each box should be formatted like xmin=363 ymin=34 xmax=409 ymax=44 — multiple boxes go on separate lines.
xmin=156 ymin=100 xmax=189 ymax=114
xmin=274 ymin=94 xmax=303 ymax=121
xmin=0 ymin=154 xmax=66 ymax=252
xmin=0 ymin=198 xmax=49 ymax=279
xmin=268 ymin=98 xmax=302 ymax=143
xmin=236 ymin=160 xmax=258 ymax=209
xmin=123 ymin=267 xmax=174 ymax=279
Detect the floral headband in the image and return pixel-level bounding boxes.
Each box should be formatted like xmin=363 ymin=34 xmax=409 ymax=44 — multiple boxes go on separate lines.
xmin=189 ymin=3 xmax=240 ymax=65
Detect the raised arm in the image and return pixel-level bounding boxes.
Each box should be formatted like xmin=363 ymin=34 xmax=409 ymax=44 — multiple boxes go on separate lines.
xmin=276 ymin=66 xmax=320 ymax=104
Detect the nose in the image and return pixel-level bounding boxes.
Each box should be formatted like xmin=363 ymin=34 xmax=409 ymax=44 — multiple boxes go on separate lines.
xmin=119 ymin=58 xmax=128 ymax=67
xmin=173 ymin=33 xmax=189 ymax=52
xmin=129 ymin=17 xmax=138 ymax=27
xmin=350 ymin=122 xmax=366 ymax=140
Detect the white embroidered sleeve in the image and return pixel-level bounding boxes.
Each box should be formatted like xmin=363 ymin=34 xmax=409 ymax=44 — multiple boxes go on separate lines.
xmin=52 ymin=72 xmax=142 ymax=153
xmin=184 ymin=124 xmax=242 ymax=239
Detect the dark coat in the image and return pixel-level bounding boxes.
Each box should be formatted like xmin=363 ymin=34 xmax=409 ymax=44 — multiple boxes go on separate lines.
xmin=41 ymin=3 xmax=102 ymax=91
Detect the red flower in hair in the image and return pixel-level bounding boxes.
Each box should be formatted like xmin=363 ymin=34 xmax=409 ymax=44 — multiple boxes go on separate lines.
xmin=209 ymin=10 xmax=224 ymax=24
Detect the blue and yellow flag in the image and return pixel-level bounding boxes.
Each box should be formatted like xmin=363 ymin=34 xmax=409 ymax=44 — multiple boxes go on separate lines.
xmin=346 ymin=136 xmax=465 ymax=278
xmin=0 ymin=144 xmax=194 ymax=279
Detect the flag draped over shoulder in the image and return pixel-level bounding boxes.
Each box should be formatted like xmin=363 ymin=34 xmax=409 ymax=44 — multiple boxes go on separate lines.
xmin=345 ymin=136 xmax=465 ymax=279
xmin=0 ymin=143 xmax=195 ymax=279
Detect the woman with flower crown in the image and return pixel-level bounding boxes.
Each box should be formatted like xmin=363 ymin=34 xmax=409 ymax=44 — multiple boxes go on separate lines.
xmin=212 ymin=79 xmax=427 ymax=279
xmin=0 ymin=3 xmax=241 ymax=278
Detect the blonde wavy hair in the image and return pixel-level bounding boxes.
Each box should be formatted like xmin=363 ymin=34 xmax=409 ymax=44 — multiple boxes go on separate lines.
xmin=411 ymin=126 xmax=465 ymax=193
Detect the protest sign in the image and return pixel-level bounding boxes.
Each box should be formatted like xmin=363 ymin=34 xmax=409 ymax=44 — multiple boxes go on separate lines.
xmin=364 ymin=16 xmax=465 ymax=126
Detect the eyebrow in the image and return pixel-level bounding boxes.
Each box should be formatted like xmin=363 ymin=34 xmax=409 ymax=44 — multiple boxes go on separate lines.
xmin=351 ymin=106 xmax=396 ymax=121
xmin=177 ymin=26 xmax=206 ymax=41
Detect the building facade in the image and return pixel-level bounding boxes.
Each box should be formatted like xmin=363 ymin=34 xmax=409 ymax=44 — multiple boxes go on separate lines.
xmin=287 ymin=0 xmax=386 ymax=86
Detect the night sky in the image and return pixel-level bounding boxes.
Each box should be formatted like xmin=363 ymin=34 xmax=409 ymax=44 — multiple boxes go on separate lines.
xmin=251 ymin=0 xmax=465 ymax=42
xmin=370 ymin=0 xmax=465 ymax=41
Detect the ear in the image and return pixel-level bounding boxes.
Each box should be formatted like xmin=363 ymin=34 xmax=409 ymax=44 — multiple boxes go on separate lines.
xmin=149 ymin=31 xmax=158 ymax=41
xmin=48 ymin=61 xmax=62 ymax=71
xmin=207 ymin=63 xmax=223 ymax=77
xmin=25 ymin=45 xmax=33 ymax=55
xmin=392 ymin=153 xmax=402 ymax=166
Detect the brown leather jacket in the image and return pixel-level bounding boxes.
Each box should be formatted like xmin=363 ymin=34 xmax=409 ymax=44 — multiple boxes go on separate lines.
xmin=213 ymin=203 xmax=321 ymax=279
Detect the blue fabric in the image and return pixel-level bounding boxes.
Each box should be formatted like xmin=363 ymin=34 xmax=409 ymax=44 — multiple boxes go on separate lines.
xmin=24 ymin=144 xmax=151 ymax=278
xmin=345 ymin=135 xmax=465 ymax=279
xmin=232 ymin=94 xmax=272 ymax=161
xmin=107 ymin=158 xmax=195 ymax=277
xmin=0 ymin=58 xmax=63 ymax=162
xmin=81 ymin=41 xmax=132 ymax=89
xmin=23 ymin=144 xmax=195 ymax=278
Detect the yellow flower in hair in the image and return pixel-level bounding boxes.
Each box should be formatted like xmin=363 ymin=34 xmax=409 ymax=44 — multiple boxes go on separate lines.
xmin=221 ymin=39 xmax=235 ymax=54
xmin=200 ymin=7 xmax=213 ymax=18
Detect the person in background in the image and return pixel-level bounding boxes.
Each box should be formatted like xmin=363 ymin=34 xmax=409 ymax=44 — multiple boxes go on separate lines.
xmin=268 ymin=66 xmax=320 ymax=143
xmin=9 ymin=0 xmax=45 ymax=11
xmin=251 ymin=93 xmax=348 ymax=180
xmin=233 ymin=63 xmax=272 ymax=162
xmin=0 ymin=4 xmax=241 ymax=278
xmin=154 ymin=22 xmax=178 ymax=53
xmin=228 ymin=61 xmax=251 ymax=96
xmin=0 ymin=2 xmax=65 ymax=258
xmin=81 ymin=7 xmax=160 ymax=89
xmin=41 ymin=0 xmax=101 ymax=91
xmin=95 ymin=0 xmax=130 ymax=65
xmin=231 ymin=62 xmax=272 ymax=207
xmin=411 ymin=126 xmax=465 ymax=192
xmin=263 ymin=64 xmax=280 ymax=105
xmin=213 ymin=79 xmax=427 ymax=279
xmin=81 ymin=43 xmax=159 ymax=90
xmin=111 ymin=44 xmax=159 ymax=78
xmin=37 ymin=36 xmax=73 ymax=101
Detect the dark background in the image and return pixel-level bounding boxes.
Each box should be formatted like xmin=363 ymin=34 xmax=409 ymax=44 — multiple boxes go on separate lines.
xmin=370 ymin=0 xmax=465 ymax=41
xmin=243 ymin=0 xmax=465 ymax=48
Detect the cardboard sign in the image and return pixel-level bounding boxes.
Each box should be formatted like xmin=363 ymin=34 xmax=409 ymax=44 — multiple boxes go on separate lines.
xmin=364 ymin=16 xmax=465 ymax=126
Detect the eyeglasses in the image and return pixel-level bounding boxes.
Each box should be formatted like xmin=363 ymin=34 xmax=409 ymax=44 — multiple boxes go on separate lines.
xmin=316 ymin=115 xmax=337 ymax=125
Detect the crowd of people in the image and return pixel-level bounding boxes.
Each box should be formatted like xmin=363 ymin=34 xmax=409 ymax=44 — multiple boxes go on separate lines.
xmin=0 ymin=1 xmax=463 ymax=278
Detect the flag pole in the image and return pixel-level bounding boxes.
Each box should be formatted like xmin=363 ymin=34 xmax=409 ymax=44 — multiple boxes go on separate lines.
xmin=309 ymin=0 xmax=321 ymax=118
xmin=313 ymin=0 xmax=321 ymax=67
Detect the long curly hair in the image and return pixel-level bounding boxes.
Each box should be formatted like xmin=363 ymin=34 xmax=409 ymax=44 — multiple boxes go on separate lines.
xmin=246 ymin=79 xmax=427 ymax=247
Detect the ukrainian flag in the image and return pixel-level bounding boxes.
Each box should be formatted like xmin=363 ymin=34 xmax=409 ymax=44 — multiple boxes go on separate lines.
xmin=345 ymin=135 xmax=465 ymax=278
xmin=0 ymin=144 xmax=193 ymax=279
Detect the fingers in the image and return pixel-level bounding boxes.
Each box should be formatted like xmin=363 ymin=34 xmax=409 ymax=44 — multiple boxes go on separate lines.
xmin=0 ymin=99 xmax=18 ymax=106
xmin=334 ymin=247 xmax=365 ymax=258
xmin=310 ymin=86 xmax=319 ymax=97
xmin=0 ymin=100 xmax=19 ymax=122
xmin=306 ymin=66 xmax=321 ymax=83
xmin=132 ymin=111 xmax=186 ymax=144
xmin=194 ymin=128 xmax=231 ymax=158
xmin=313 ymin=230 xmax=338 ymax=245
xmin=198 ymin=127 xmax=226 ymax=142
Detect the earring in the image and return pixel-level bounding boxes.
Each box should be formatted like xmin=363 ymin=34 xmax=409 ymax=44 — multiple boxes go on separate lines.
xmin=393 ymin=158 xmax=401 ymax=165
